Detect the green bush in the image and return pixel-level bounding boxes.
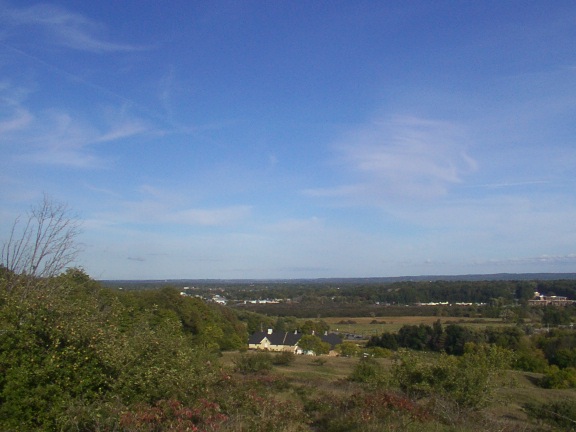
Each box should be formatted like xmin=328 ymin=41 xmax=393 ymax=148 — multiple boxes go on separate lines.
xmin=525 ymin=399 xmax=576 ymax=430
xmin=541 ymin=366 xmax=576 ymax=389
xmin=349 ymin=357 xmax=385 ymax=384
xmin=311 ymin=357 xmax=327 ymax=366
xmin=393 ymin=344 xmax=513 ymax=409
xmin=233 ymin=352 xmax=273 ymax=374
xmin=272 ymin=351 xmax=296 ymax=366
xmin=366 ymin=346 xmax=394 ymax=358
xmin=0 ymin=275 xmax=219 ymax=430
xmin=514 ymin=346 xmax=549 ymax=373
xmin=336 ymin=341 xmax=359 ymax=357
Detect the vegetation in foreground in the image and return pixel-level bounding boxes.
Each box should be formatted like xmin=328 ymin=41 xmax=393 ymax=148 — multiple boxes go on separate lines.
xmin=2 ymin=269 xmax=576 ymax=431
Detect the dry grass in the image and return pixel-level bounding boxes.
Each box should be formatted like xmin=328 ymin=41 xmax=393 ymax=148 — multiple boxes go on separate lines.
xmin=321 ymin=316 xmax=516 ymax=337
xmin=221 ymin=350 xmax=576 ymax=431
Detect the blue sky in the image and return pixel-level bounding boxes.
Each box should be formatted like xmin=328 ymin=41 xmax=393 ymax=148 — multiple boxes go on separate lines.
xmin=1 ymin=1 xmax=575 ymax=280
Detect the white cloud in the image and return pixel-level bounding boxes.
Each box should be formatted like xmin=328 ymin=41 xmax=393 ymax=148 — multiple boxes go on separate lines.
xmin=306 ymin=116 xmax=476 ymax=203
xmin=10 ymin=110 xmax=118 ymax=168
xmin=169 ymin=206 xmax=252 ymax=226
xmin=0 ymin=84 xmax=150 ymax=168
xmin=90 ymin=188 xmax=252 ymax=228
xmin=265 ymin=216 xmax=323 ymax=233
xmin=1 ymin=3 xmax=145 ymax=53
xmin=94 ymin=120 xmax=148 ymax=143
xmin=0 ymin=107 xmax=32 ymax=133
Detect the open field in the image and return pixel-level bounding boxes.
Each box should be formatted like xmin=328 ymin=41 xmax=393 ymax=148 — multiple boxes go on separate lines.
xmin=320 ymin=316 xmax=518 ymax=338
xmin=221 ymin=350 xmax=576 ymax=431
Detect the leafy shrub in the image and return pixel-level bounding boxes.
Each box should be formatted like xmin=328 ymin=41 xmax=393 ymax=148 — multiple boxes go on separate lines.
xmin=272 ymin=351 xmax=296 ymax=366
xmin=298 ymin=334 xmax=330 ymax=355
xmin=366 ymin=346 xmax=394 ymax=358
xmin=221 ymin=391 xmax=308 ymax=431
xmin=525 ymin=400 xmax=576 ymax=430
xmin=336 ymin=341 xmax=359 ymax=357
xmin=349 ymin=357 xmax=385 ymax=384
xmin=305 ymin=390 xmax=430 ymax=432
xmin=311 ymin=357 xmax=327 ymax=366
xmin=393 ymin=344 xmax=513 ymax=409
xmin=541 ymin=366 xmax=576 ymax=389
xmin=120 ymin=399 xmax=227 ymax=432
xmin=0 ymin=276 xmax=219 ymax=430
xmin=514 ymin=346 xmax=549 ymax=373
xmin=233 ymin=352 xmax=273 ymax=374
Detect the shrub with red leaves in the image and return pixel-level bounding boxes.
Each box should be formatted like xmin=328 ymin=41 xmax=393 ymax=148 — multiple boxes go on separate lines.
xmin=120 ymin=399 xmax=227 ymax=432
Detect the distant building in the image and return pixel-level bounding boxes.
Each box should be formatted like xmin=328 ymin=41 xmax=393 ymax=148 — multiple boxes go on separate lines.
xmin=248 ymin=329 xmax=342 ymax=355
xmin=528 ymin=292 xmax=575 ymax=306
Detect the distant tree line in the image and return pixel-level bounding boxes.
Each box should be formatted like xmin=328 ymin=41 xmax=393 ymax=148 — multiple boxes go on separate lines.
xmin=159 ymin=279 xmax=576 ymax=304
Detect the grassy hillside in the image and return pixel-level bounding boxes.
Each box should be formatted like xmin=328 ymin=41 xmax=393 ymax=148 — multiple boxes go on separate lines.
xmin=222 ymin=350 xmax=576 ymax=431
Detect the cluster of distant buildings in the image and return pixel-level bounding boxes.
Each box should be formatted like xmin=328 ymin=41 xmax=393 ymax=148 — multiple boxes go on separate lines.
xmin=415 ymin=301 xmax=486 ymax=306
xmin=180 ymin=289 xmax=575 ymax=308
xmin=528 ymin=292 xmax=575 ymax=306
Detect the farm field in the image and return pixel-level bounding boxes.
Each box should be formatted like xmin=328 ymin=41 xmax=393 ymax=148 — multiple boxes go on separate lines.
xmin=320 ymin=315 xmax=518 ymax=338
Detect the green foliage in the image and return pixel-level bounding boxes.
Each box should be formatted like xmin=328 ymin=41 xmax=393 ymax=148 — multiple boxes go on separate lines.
xmin=208 ymin=374 xmax=308 ymax=432
xmin=298 ymin=334 xmax=330 ymax=355
xmin=514 ymin=344 xmax=549 ymax=373
xmin=233 ymin=352 xmax=273 ymax=374
xmin=367 ymin=331 xmax=399 ymax=350
xmin=300 ymin=319 xmax=330 ymax=335
xmin=304 ymin=390 xmax=430 ymax=432
xmin=534 ymin=329 xmax=576 ymax=368
xmin=118 ymin=287 xmax=247 ymax=352
xmin=234 ymin=309 xmax=275 ymax=335
xmin=366 ymin=346 xmax=394 ymax=358
xmin=272 ymin=351 xmax=296 ymax=366
xmin=393 ymin=344 xmax=513 ymax=409
xmin=349 ymin=357 xmax=386 ymax=384
xmin=336 ymin=341 xmax=360 ymax=357
xmin=484 ymin=326 xmax=523 ymax=350
xmin=0 ymin=272 xmax=222 ymax=430
xmin=541 ymin=366 xmax=576 ymax=389
xmin=525 ymin=399 xmax=576 ymax=430
xmin=542 ymin=306 xmax=572 ymax=326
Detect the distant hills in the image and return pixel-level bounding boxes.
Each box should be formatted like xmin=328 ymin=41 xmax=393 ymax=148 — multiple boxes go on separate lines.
xmin=100 ymin=273 xmax=576 ymax=285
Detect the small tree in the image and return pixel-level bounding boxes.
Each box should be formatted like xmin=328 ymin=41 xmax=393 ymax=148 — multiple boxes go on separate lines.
xmin=349 ymin=357 xmax=385 ymax=384
xmin=336 ymin=341 xmax=359 ymax=357
xmin=1 ymin=195 xmax=81 ymax=290
xmin=298 ymin=335 xmax=330 ymax=355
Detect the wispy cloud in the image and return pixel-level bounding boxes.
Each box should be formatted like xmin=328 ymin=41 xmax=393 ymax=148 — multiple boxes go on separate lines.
xmin=305 ymin=116 xmax=476 ymax=203
xmin=15 ymin=110 xmax=149 ymax=168
xmin=0 ymin=81 xmax=151 ymax=168
xmin=470 ymin=180 xmax=551 ymax=189
xmin=169 ymin=206 xmax=252 ymax=226
xmin=472 ymin=254 xmax=576 ymax=267
xmin=0 ymin=107 xmax=32 ymax=133
xmin=1 ymin=3 xmax=146 ymax=53
xmin=92 ymin=186 xmax=253 ymax=228
xmin=265 ymin=217 xmax=323 ymax=233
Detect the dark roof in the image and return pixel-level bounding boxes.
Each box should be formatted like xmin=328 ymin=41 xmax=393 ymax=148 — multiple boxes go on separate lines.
xmin=248 ymin=331 xmax=301 ymax=346
xmin=248 ymin=331 xmax=343 ymax=350
xmin=320 ymin=333 xmax=343 ymax=349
